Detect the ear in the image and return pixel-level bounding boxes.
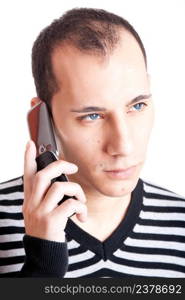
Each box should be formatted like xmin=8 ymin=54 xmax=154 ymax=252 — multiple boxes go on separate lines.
xmin=30 ymin=97 xmax=42 ymax=108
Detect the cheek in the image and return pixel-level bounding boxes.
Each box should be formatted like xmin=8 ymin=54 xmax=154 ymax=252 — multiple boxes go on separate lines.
xmin=60 ymin=133 xmax=101 ymax=165
xmin=133 ymin=113 xmax=154 ymax=150
xmin=137 ymin=122 xmax=152 ymax=140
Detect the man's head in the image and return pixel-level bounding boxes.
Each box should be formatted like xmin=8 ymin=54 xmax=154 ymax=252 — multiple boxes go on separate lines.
xmin=32 ymin=8 xmax=147 ymax=107
xmin=31 ymin=8 xmax=154 ymax=198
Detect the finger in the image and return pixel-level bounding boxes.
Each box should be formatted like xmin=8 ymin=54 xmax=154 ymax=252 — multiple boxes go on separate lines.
xmin=51 ymin=198 xmax=88 ymax=224
xmin=76 ymin=211 xmax=88 ymax=223
xmin=39 ymin=181 xmax=86 ymax=213
xmin=29 ymin=160 xmax=78 ymax=208
xmin=23 ymin=140 xmax=37 ymax=202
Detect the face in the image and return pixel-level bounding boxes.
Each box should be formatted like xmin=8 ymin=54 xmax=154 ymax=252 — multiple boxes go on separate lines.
xmin=50 ymin=30 xmax=154 ymax=198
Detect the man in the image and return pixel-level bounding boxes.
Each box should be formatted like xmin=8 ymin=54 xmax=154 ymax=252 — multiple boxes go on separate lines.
xmin=0 ymin=8 xmax=185 ymax=278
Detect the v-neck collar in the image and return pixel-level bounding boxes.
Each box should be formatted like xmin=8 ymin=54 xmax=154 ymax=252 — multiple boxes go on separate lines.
xmin=65 ymin=178 xmax=143 ymax=260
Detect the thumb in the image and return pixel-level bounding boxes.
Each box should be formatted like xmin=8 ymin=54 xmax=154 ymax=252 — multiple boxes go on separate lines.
xmin=23 ymin=140 xmax=37 ymax=201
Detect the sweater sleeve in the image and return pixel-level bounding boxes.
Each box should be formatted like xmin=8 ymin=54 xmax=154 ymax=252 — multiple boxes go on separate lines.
xmin=18 ymin=235 xmax=68 ymax=277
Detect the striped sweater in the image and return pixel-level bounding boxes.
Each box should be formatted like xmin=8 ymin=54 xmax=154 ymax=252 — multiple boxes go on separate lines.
xmin=0 ymin=176 xmax=185 ymax=278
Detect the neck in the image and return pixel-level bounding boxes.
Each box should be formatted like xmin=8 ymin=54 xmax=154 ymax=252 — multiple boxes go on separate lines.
xmin=70 ymin=186 xmax=132 ymax=230
xmin=67 ymin=173 xmax=132 ymax=240
xmin=86 ymin=192 xmax=131 ymax=220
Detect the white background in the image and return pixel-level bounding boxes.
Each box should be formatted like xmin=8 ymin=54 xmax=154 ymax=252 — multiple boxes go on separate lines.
xmin=0 ymin=0 xmax=184 ymax=195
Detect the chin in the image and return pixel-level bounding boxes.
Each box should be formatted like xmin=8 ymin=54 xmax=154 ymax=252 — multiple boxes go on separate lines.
xmin=96 ymin=177 xmax=139 ymax=197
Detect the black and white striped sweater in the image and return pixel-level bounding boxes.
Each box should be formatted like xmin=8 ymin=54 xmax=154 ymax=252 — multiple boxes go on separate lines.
xmin=0 ymin=176 xmax=185 ymax=278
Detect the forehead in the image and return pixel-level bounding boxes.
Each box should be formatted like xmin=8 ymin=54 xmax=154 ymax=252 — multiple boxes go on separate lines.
xmin=52 ymin=29 xmax=146 ymax=69
xmin=51 ymin=30 xmax=148 ymax=105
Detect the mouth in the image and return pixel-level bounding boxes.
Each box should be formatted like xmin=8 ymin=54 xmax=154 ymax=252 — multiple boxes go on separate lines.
xmin=104 ymin=165 xmax=137 ymax=179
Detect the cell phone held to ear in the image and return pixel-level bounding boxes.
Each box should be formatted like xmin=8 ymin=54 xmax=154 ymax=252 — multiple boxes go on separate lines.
xmin=27 ymin=101 xmax=70 ymax=204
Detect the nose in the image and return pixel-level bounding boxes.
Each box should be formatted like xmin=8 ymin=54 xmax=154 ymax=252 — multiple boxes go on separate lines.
xmin=106 ymin=114 xmax=134 ymax=157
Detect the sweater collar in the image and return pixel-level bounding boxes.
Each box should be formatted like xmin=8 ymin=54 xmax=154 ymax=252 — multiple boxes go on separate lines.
xmin=65 ymin=178 xmax=143 ymax=260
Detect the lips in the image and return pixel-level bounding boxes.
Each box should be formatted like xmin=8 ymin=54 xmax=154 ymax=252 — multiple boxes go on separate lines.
xmin=104 ymin=165 xmax=137 ymax=179
xmin=105 ymin=165 xmax=135 ymax=172
xmin=106 ymin=167 xmax=133 ymax=172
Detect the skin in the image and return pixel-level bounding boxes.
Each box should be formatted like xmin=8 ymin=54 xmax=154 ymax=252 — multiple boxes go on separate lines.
xmin=25 ymin=29 xmax=154 ymax=242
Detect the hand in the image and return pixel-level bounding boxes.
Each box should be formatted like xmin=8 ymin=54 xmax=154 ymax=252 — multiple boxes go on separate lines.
xmin=23 ymin=140 xmax=87 ymax=242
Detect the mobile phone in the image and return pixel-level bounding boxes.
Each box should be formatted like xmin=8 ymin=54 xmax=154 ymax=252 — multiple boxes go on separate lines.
xmin=27 ymin=101 xmax=70 ymax=204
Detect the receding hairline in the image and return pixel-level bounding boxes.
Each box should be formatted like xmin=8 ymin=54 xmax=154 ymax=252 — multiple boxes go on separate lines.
xmin=50 ymin=27 xmax=147 ymax=89
xmin=52 ymin=25 xmax=144 ymax=59
xmin=31 ymin=8 xmax=147 ymax=106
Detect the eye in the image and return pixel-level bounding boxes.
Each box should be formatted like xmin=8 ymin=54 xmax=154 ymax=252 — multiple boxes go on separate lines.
xmin=79 ymin=113 xmax=102 ymax=121
xmin=129 ymin=102 xmax=147 ymax=112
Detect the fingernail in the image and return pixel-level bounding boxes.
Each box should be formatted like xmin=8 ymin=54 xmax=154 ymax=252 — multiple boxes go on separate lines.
xmin=68 ymin=163 xmax=78 ymax=172
xmin=26 ymin=141 xmax=30 ymax=151
xmin=71 ymin=164 xmax=78 ymax=171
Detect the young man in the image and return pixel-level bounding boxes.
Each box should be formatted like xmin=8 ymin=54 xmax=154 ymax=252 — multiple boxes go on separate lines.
xmin=0 ymin=8 xmax=185 ymax=278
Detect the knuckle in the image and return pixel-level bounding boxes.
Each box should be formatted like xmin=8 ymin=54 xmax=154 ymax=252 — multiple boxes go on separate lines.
xmin=72 ymin=182 xmax=85 ymax=200
xmin=40 ymin=215 xmax=50 ymax=227
xmin=33 ymin=210 xmax=51 ymax=227
xmin=22 ymin=208 xmax=34 ymax=225
xmin=72 ymin=182 xmax=80 ymax=189
xmin=34 ymin=171 xmax=44 ymax=183
xmin=66 ymin=198 xmax=75 ymax=206
xmin=71 ymin=182 xmax=82 ymax=194
xmin=32 ymin=209 xmax=42 ymax=221
xmin=52 ymin=181 xmax=63 ymax=190
xmin=22 ymin=205 xmax=27 ymax=216
xmin=80 ymin=202 xmax=86 ymax=211
xmin=59 ymin=159 xmax=66 ymax=166
xmin=55 ymin=160 xmax=66 ymax=170
xmin=22 ymin=204 xmax=31 ymax=216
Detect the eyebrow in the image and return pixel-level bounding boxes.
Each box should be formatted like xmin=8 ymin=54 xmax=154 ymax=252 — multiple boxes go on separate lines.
xmin=70 ymin=94 xmax=152 ymax=113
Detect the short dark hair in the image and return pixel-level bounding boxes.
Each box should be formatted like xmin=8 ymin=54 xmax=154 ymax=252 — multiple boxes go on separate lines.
xmin=32 ymin=8 xmax=147 ymax=106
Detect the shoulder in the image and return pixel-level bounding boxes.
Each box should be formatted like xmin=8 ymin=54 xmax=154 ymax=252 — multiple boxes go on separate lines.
xmin=0 ymin=176 xmax=24 ymax=200
xmin=142 ymin=178 xmax=185 ymax=202
xmin=0 ymin=176 xmax=24 ymax=228
xmin=142 ymin=179 xmax=185 ymax=199
xmin=0 ymin=176 xmax=23 ymax=190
